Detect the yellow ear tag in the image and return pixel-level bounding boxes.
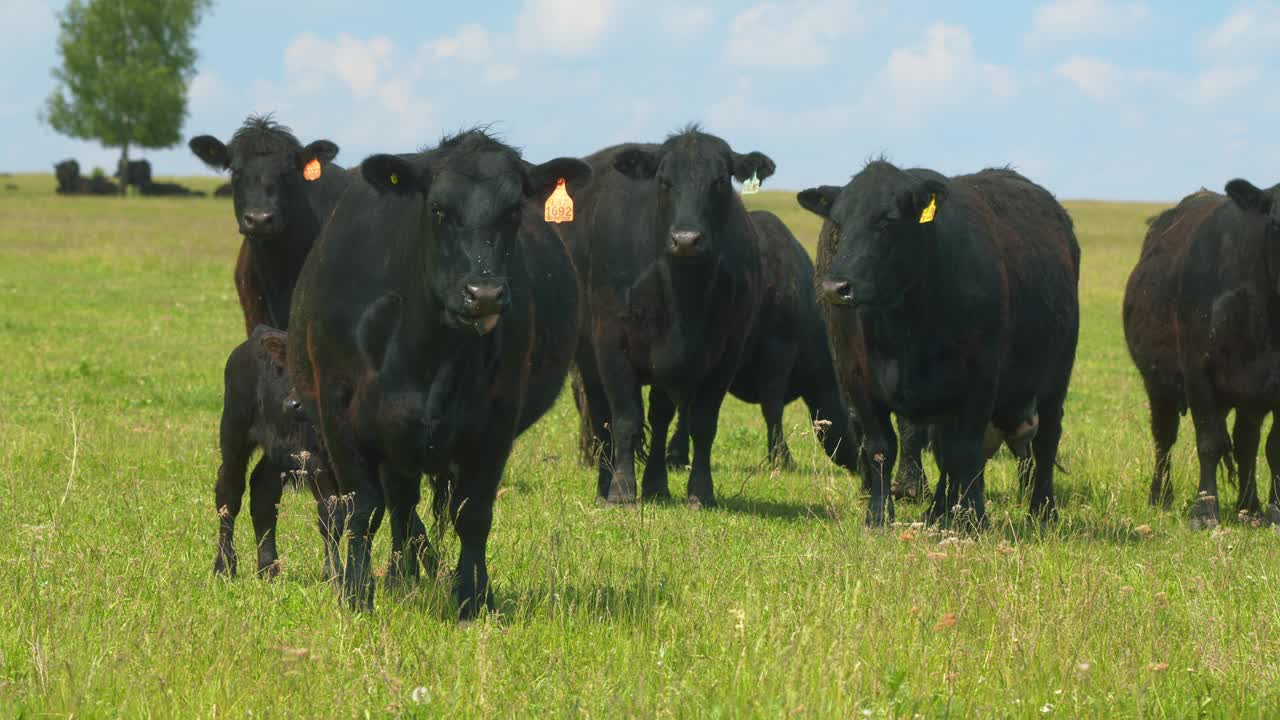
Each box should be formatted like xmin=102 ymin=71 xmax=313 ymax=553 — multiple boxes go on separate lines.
xmin=544 ymin=178 xmax=574 ymax=223
xmin=302 ymin=158 xmax=322 ymax=181
xmin=741 ymin=171 xmax=760 ymax=195
xmin=389 ymin=173 xmax=399 ymax=185
xmin=918 ymin=194 xmax=937 ymax=224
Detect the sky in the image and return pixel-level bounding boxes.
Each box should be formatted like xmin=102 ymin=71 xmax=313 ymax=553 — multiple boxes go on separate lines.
xmin=1 ymin=0 xmax=1278 ymax=201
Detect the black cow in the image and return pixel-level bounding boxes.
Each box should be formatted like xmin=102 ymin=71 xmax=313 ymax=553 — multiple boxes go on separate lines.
xmin=53 ymin=159 xmax=118 ymax=195
xmin=288 ymin=129 xmax=589 ymax=617
xmin=1173 ymin=180 xmax=1280 ymax=528
xmin=215 ymin=326 xmax=342 ymax=579
xmin=116 ymin=158 xmax=153 ymax=188
xmin=139 ymin=180 xmax=205 ymax=197
xmin=1123 ymin=190 xmax=1221 ymax=510
xmin=189 ymin=115 xmax=351 ymax=335
xmin=662 ymin=209 xmax=861 ymax=475
xmin=214 ymin=182 xmax=233 ymax=197
xmin=557 ymin=129 xmax=772 ymax=509
xmin=800 ymin=162 xmax=1079 ymax=527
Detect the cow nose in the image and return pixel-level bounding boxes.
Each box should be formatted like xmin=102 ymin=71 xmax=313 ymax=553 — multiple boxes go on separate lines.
xmin=242 ymin=210 xmax=274 ymax=233
xmin=464 ymin=282 xmax=509 ymax=315
xmin=819 ymin=279 xmax=854 ymax=306
xmin=669 ymin=230 xmax=703 ymax=256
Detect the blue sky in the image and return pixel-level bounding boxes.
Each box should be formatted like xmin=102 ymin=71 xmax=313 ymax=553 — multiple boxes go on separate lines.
xmin=2 ymin=0 xmax=1277 ymax=201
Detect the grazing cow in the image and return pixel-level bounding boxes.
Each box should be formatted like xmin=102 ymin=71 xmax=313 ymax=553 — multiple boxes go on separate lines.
xmin=53 ymin=159 xmax=118 ymax=195
xmin=1123 ymin=190 xmax=1221 ymax=510
xmin=189 ymin=115 xmax=351 ymax=334
xmin=557 ymin=130 xmax=773 ymax=508
xmin=288 ymin=129 xmax=590 ymax=616
xmin=1172 ymin=179 xmax=1280 ymax=528
xmin=800 ymin=162 xmax=1080 ymax=527
xmin=216 ymin=326 xmax=342 ymax=579
xmin=662 ymin=209 xmax=862 ymax=475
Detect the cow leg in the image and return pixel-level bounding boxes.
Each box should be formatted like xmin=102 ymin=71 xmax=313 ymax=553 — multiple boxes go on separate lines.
xmin=570 ymin=369 xmax=597 ymax=468
xmin=248 ymin=457 xmax=286 ymax=578
xmin=1187 ymin=392 xmax=1228 ymax=530
xmin=382 ymin=467 xmax=428 ymax=590
xmin=932 ymin=422 xmax=988 ymax=530
xmin=306 ymin=458 xmax=345 ymax=584
xmin=761 ymin=383 xmax=795 ymax=471
xmin=595 ymin=340 xmax=642 ymax=504
xmin=450 ymin=457 xmax=506 ymax=620
xmin=1147 ymin=390 xmax=1181 ymax=510
xmin=1265 ymin=419 xmax=1280 ymax=525
xmin=800 ymin=379 xmax=861 ymax=476
xmin=1231 ymin=410 xmax=1264 ymax=518
xmin=858 ymin=406 xmax=898 ymax=527
xmin=214 ymin=434 xmax=252 ymax=578
xmin=893 ymin=418 xmax=929 ymax=503
xmin=666 ymin=410 xmax=691 ymax=468
xmin=643 ymin=386 xmax=675 ymax=499
xmin=686 ymin=384 xmax=733 ymax=509
xmin=1027 ymin=397 xmax=1065 ymax=522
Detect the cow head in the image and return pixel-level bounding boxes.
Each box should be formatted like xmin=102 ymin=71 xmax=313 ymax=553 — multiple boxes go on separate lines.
xmin=249 ymin=325 xmax=314 ymax=445
xmin=612 ymin=126 xmax=775 ymax=259
xmin=799 ymin=161 xmax=948 ymax=309
xmin=360 ymin=129 xmax=590 ymax=336
xmin=189 ymin=114 xmax=339 ymax=240
xmin=1226 ymin=178 xmax=1280 ymax=294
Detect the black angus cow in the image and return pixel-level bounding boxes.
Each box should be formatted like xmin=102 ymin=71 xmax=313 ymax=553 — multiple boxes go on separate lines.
xmin=215 ymin=326 xmax=342 ymax=579
xmin=1123 ymin=190 xmax=1221 ymax=510
xmin=54 ymin=159 xmax=118 ymax=195
xmin=662 ymin=209 xmax=862 ymax=475
xmin=189 ymin=115 xmax=351 ymax=335
xmin=557 ymin=129 xmax=772 ymax=508
xmin=116 ymin=158 xmax=153 ymax=188
xmin=214 ymin=182 xmax=233 ymax=197
xmin=288 ymin=129 xmax=589 ymax=617
xmin=1172 ymin=180 xmax=1280 ymax=528
xmin=800 ymin=162 xmax=1079 ymax=527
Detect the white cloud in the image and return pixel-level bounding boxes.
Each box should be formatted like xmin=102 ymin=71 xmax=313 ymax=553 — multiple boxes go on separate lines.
xmin=515 ymin=0 xmax=618 ymax=56
xmin=1026 ymin=0 xmax=1149 ymax=47
xmin=1186 ymin=66 xmax=1258 ymax=106
xmin=426 ymin=24 xmax=493 ymax=62
xmin=661 ymin=6 xmax=714 ymax=36
xmin=885 ymin=23 xmax=1015 ymax=107
xmin=725 ymin=1 xmax=862 ymax=68
xmin=1055 ymin=56 xmax=1117 ymax=100
xmin=1204 ymin=3 xmax=1280 ymax=58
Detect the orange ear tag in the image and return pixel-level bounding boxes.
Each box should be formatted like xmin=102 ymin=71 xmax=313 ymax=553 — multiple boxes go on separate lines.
xmin=302 ymin=158 xmax=322 ymax=181
xmin=544 ymin=178 xmax=574 ymax=223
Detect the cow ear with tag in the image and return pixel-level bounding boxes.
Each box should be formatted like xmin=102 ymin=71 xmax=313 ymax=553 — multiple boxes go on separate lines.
xmin=731 ymin=151 xmax=776 ymax=185
xmin=901 ymin=178 xmax=948 ymax=225
xmin=297 ymin=140 xmax=339 ymax=181
xmin=797 ymin=186 xmax=841 ymax=219
xmin=526 ymin=157 xmax=592 ymax=198
xmin=361 ymin=154 xmax=428 ymax=196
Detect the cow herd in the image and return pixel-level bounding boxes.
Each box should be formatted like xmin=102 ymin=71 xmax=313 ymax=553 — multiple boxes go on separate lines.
xmin=188 ymin=114 xmax=1278 ymax=620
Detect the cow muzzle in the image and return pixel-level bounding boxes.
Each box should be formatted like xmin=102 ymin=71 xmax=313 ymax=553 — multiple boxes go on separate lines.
xmin=818 ymin=278 xmax=855 ymax=306
xmin=668 ymin=230 xmax=706 ymax=257
xmin=459 ymin=280 xmax=510 ymax=335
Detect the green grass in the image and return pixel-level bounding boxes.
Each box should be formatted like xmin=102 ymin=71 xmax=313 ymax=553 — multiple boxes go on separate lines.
xmin=1 ymin=176 xmax=1278 ymax=718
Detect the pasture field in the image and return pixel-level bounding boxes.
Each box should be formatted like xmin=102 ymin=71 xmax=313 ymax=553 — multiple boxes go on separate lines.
xmin=1 ymin=174 xmax=1278 ymax=718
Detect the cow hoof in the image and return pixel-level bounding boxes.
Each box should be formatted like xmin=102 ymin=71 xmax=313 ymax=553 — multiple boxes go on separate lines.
xmin=256 ymin=561 xmax=281 ymax=579
xmin=892 ymin=468 xmax=928 ymax=503
xmin=596 ymin=493 xmax=638 ymax=507
xmin=456 ymin=590 xmax=495 ymax=622
xmin=213 ymin=555 xmax=237 ymax=578
xmin=641 ymin=487 xmax=672 ymax=501
xmin=1189 ymin=497 xmax=1220 ymax=530
xmin=687 ymin=494 xmax=717 ymax=510
xmin=665 ymin=454 xmax=690 ymax=470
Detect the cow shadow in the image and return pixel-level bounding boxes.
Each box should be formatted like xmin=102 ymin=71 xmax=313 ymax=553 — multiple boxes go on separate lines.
xmin=714 ymin=494 xmax=838 ymax=522
xmin=494 ymin=579 xmax=671 ymax=623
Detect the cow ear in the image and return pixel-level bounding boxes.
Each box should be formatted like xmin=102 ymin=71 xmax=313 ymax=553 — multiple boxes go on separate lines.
xmin=613 ymin=147 xmax=659 ymax=180
xmin=901 ymin=178 xmax=949 ymax=224
xmin=356 ymin=293 xmax=404 ymax=371
xmin=361 ymin=154 xmax=427 ymax=195
xmin=257 ymin=330 xmax=289 ymax=369
xmin=189 ymin=135 xmax=230 ymax=170
xmin=732 ymin=151 xmax=776 ymax=184
xmin=297 ymin=140 xmax=339 ymax=170
xmin=797 ymin=186 xmax=841 ymax=219
xmin=526 ymin=157 xmax=592 ymax=198
xmin=1226 ymin=179 xmax=1273 ymax=215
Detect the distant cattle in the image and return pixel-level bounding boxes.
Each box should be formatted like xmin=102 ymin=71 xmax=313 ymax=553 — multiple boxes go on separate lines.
xmin=663 ymin=209 xmax=862 ymax=475
xmin=288 ymin=129 xmax=590 ymax=617
xmin=214 ymin=182 xmax=233 ymax=197
xmin=800 ymin=162 xmax=1080 ymax=527
xmin=53 ymin=159 xmax=118 ymax=196
xmin=189 ymin=115 xmax=351 ymax=335
xmin=1165 ymin=181 xmax=1280 ymax=528
xmin=116 ymin=158 xmax=153 ymax=188
xmin=556 ymin=129 xmax=773 ymax=509
xmin=215 ymin=326 xmax=342 ymax=579
xmin=1123 ymin=190 xmax=1219 ymax=510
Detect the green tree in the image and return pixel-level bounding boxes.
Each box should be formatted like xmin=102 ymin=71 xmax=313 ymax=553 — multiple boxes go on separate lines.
xmin=42 ymin=0 xmax=210 ymax=194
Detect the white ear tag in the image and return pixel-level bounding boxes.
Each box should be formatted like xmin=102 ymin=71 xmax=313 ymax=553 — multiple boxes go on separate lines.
xmin=740 ymin=171 xmax=760 ymax=195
